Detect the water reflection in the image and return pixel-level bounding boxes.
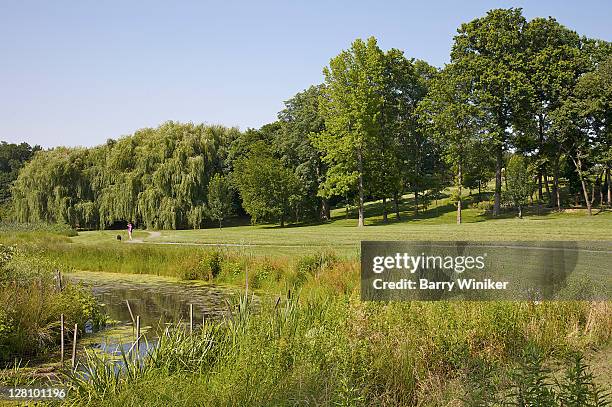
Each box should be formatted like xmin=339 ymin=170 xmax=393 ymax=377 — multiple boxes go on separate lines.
xmin=67 ymin=271 xmax=237 ymax=358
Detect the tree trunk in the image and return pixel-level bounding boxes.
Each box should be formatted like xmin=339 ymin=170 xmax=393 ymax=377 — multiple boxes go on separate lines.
xmin=382 ymin=197 xmax=388 ymax=223
xmin=457 ymin=161 xmax=462 ymax=225
xmin=552 ymin=147 xmax=562 ymax=211
xmin=321 ymin=198 xmax=330 ymax=220
xmin=544 ymin=171 xmax=551 ymax=204
xmin=357 ymin=150 xmax=365 ymax=227
xmin=538 ymin=174 xmax=543 ymax=202
xmin=606 ymin=167 xmax=612 ymax=206
xmin=478 ymin=179 xmax=482 ymax=202
xmin=573 ymin=155 xmax=592 ymax=216
xmin=414 ymin=189 xmax=419 ymax=216
xmin=591 ymin=175 xmax=597 ymax=207
xmin=537 ymin=114 xmax=544 ymax=202
xmin=597 ymin=170 xmax=604 ymax=207
xmin=493 ymin=144 xmax=503 ymax=216
xmin=280 ymin=215 xmax=285 ymax=227
xmin=219 ymin=219 xmax=222 ymax=229
xmin=393 ymin=193 xmax=401 ymax=220
xmin=518 ymin=204 xmax=522 ymax=219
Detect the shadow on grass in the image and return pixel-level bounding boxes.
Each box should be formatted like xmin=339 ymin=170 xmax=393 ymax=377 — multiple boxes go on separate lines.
xmin=473 ymin=205 xmax=563 ymax=222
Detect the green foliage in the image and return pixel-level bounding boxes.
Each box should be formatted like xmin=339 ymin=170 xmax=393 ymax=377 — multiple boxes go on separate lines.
xmin=451 ymin=8 xmax=534 ymax=215
xmin=295 ymin=251 xmax=337 ymax=276
xmin=507 ymin=350 xmax=611 ymax=407
xmin=277 ymin=85 xmax=329 ymax=220
xmin=180 ymin=250 xmax=223 ymax=281
xmin=505 ymin=155 xmax=536 ymax=217
xmin=557 ymin=353 xmax=611 ymax=406
xmin=0 ymin=141 xmax=40 ymax=204
xmin=63 ymin=294 xmax=611 ymax=406
xmin=0 ymin=245 xmax=105 ymax=363
xmin=509 ymin=347 xmax=557 ymax=406
xmin=233 ymin=144 xmax=302 ymax=227
xmin=418 ymin=62 xmax=483 ymax=222
xmin=12 ymin=122 xmax=239 ymax=229
xmin=205 ymin=173 xmax=234 ymax=228
xmin=315 ymin=37 xmax=386 ymax=226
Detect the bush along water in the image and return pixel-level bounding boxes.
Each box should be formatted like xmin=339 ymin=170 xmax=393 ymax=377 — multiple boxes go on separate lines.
xmin=0 ymin=244 xmax=105 ymax=365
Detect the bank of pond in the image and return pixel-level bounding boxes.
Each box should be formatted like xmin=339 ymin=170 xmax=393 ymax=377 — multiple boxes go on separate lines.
xmin=0 ymin=244 xmax=610 ymax=406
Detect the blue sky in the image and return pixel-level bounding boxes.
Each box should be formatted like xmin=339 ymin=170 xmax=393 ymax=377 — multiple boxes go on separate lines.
xmin=1 ymin=0 xmax=610 ymax=148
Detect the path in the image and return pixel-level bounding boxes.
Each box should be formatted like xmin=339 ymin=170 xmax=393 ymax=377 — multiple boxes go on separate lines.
xmin=127 ymin=230 xmax=161 ymax=243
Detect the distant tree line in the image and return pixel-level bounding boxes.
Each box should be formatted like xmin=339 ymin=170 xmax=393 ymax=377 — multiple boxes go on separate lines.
xmin=6 ymin=8 xmax=612 ymax=228
xmin=0 ymin=142 xmax=40 ymax=204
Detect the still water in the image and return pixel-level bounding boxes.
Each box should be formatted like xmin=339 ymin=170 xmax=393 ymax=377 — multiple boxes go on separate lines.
xmin=67 ymin=271 xmax=238 ymax=358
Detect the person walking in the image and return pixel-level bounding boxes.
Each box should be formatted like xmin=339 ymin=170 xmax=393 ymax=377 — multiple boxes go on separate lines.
xmin=127 ymin=222 xmax=133 ymax=241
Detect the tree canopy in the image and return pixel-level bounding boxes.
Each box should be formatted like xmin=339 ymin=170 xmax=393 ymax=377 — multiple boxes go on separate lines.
xmin=12 ymin=122 xmax=238 ymax=229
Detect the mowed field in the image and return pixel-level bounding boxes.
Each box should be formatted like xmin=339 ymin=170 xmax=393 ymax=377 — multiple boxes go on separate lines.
xmin=71 ymin=195 xmax=612 ymax=258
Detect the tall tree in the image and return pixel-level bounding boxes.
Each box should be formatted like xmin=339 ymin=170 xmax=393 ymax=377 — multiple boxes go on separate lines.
xmin=522 ymin=17 xmax=584 ymax=210
xmin=277 ymin=85 xmax=329 ymax=220
xmin=553 ymin=56 xmax=612 ymax=215
xmin=373 ymin=50 xmax=430 ymax=221
xmin=12 ymin=122 xmax=238 ymax=229
xmin=315 ymin=37 xmax=386 ymax=227
xmin=418 ymin=63 xmax=481 ymax=224
xmin=451 ymin=8 xmax=532 ymax=216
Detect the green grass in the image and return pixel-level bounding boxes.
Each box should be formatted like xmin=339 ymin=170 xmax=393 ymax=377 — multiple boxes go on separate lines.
xmin=0 ymin=246 xmax=105 ymax=365
xmin=64 ymin=293 xmax=612 ymax=406
xmin=71 ymin=203 xmax=612 ymax=258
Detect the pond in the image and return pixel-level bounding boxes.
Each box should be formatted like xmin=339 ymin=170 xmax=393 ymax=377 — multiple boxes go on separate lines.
xmin=67 ymin=271 xmax=240 ymax=359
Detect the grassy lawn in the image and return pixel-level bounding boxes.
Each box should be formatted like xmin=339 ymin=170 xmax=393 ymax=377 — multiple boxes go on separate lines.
xmin=71 ymin=194 xmax=612 ymax=258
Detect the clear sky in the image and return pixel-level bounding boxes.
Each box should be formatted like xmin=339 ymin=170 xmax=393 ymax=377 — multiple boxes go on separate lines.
xmin=1 ymin=0 xmax=610 ymax=148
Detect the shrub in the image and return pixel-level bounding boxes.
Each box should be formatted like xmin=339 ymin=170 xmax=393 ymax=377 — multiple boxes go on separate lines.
xmin=0 ymin=245 xmax=104 ymax=363
xmin=295 ymin=251 xmax=337 ymax=277
xmin=180 ymin=250 xmax=224 ymax=281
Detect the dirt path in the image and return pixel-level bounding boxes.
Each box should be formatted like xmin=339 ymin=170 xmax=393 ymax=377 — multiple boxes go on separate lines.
xmin=128 ymin=230 xmax=162 ymax=243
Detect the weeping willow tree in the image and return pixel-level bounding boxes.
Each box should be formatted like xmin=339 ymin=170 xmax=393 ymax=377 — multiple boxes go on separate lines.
xmin=12 ymin=122 xmax=239 ymax=229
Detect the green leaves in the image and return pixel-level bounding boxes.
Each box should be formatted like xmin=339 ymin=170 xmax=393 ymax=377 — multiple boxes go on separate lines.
xmin=232 ymin=145 xmax=301 ymax=227
xmin=504 ymin=155 xmax=535 ymax=217
xmin=12 ymin=122 xmax=239 ymax=229
xmin=206 ymin=174 xmax=234 ymax=228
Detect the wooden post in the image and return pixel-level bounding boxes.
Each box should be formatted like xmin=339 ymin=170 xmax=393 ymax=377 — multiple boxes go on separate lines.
xmin=60 ymin=314 xmax=65 ymax=366
xmin=125 ymin=300 xmax=135 ymax=325
xmin=126 ymin=300 xmax=135 ymax=337
xmin=135 ymin=315 xmax=141 ymax=357
xmin=189 ymin=304 xmax=193 ymax=335
xmin=245 ymin=266 xmax=249 ymax=295
xmin=71 ymin=323 xmax=78 ymax=369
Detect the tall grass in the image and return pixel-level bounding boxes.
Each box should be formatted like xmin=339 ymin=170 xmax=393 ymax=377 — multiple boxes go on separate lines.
xmin=0 ymin=244 xmax=105 ymax=364
xmin=64 ymin=291 xmax=612 ymax=406
xmin=2 ymin=233 xmax=610 ymax=405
